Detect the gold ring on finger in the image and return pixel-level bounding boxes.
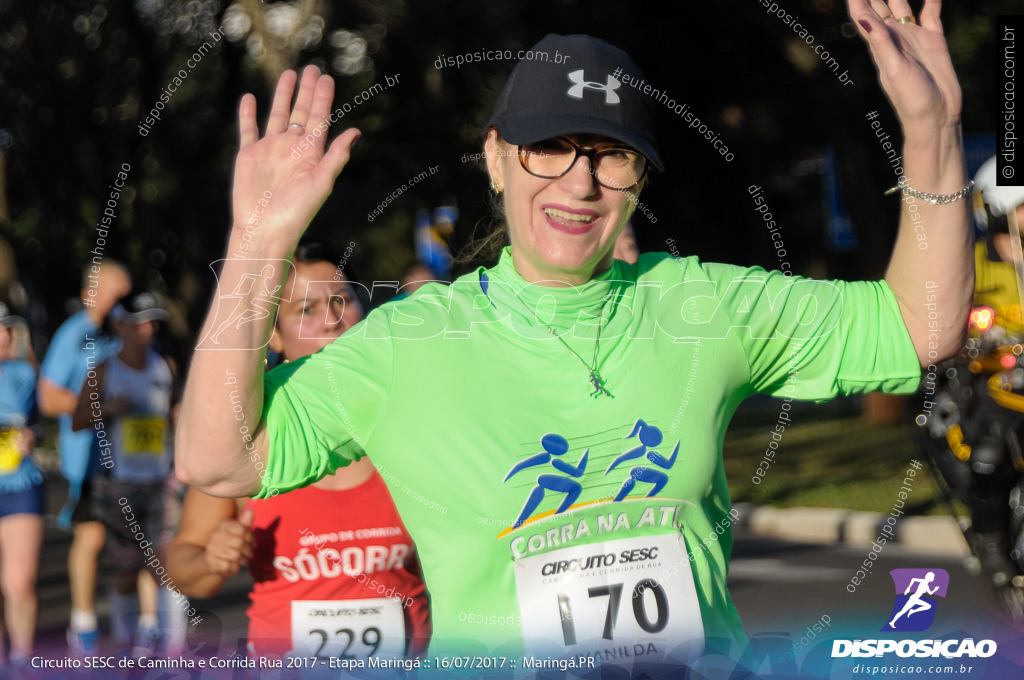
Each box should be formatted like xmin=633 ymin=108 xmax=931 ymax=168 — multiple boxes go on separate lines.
xmin=897 ymin=16 xmax=916 ymax=24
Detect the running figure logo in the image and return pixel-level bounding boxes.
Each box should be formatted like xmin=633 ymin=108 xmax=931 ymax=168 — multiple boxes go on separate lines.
xmin=882 ymin=568 xmax=950 ymax=632
xmin=502 ymin=421 xmax=682 ymax=532
xmin=504 ymin=434 xmax=588 ymax=530
xmin=605 ymin=419 xmax=679 ymax=501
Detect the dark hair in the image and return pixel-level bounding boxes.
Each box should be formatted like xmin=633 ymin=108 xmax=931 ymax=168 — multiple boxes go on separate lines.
xmin=453 ymin=131 xmax=510 ymax=269
xmin=293 ymin=237 xmax=369 ymax=310
xmin=454 ymin=192 xmax=509 ymax=269
xmin=294 ymin=239 xmax=344 ymax=270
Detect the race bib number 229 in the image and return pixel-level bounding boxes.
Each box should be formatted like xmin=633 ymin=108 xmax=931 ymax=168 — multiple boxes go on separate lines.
xmin=290 ymin=598 xmax=405 ymax=660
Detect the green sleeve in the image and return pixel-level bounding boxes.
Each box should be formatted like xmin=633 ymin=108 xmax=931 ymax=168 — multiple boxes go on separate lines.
xmin=702 ymin=262 xmax=922 ymax=399
xmin=255 ymin=308 xmax=395 ymax=498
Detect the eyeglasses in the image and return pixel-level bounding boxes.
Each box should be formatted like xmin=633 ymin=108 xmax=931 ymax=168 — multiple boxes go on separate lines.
xmin=517 ymin=137 xmax=647 ymax=191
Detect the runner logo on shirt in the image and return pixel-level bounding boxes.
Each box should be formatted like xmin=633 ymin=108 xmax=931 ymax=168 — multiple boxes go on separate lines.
xmin=500 ymin=418 xmax=680 ymax=536
xmin=605 ymin=419 xmax=679 ymax=502
xmin=502 ymin=419 xmax=703 ymax=665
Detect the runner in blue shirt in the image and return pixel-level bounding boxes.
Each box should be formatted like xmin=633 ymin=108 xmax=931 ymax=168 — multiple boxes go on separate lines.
xmin=0 ymin=304 xmax=44 ymax=669
xmin=38 ymin=261 xmax=130 ymax=655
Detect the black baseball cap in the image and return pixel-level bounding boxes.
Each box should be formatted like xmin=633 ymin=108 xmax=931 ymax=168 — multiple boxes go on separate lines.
xmin=486 ymin=34 xmax=663 ymax=171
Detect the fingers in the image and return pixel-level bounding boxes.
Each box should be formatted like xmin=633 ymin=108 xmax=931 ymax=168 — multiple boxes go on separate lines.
xmin=215 ymin=518 xmax=254 ymax=553
xmin=238 ymin=507 xmax=254 ymax=527
xmin=884 ymin=0 xmax=914 ymax=20
xmin=859 ymin=14 xmax=905 ymax=68
xmin=305 ymin=72 xmax=337 ymax=143
xmin=846 ymin=0 xmax=871 ymax=22
xmin=919 ymin=0 xmax=943 ymax=35
xmin=289 ymin=65 xmax=321 ymax=130
xmin=316 ymin=128 xmax=362 ymax=190
xmin=866 ymin=0 xmax=889 ymax=19
xmin=208 ymin=553 xmax=243 ymax=578
xmin=207 ymin=525 xmax=253 ymax=576
xmin=238 ymin=94 xmax=258 ymax=148
xmin=266 ymin=70 xmax=299 ymax=136
xmin=852 ymin=0 xmax=888 ymax=40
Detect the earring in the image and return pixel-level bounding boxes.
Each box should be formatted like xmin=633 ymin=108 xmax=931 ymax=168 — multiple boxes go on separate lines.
xmin=491 ymin=181 xmax=502 ymax=195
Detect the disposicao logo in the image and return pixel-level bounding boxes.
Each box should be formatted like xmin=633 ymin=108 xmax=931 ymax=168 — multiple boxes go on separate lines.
xmin=832 ymin=568 xmax=997 ymax=659
xmin=882 ymin=568 xmax=948 ymax=632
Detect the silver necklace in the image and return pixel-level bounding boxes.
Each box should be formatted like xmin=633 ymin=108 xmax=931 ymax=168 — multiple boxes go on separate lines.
xmin=481 ymin=272 xmax=613 ymax=398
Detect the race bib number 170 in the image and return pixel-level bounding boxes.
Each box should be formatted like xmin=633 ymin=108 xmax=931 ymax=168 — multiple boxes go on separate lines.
xmin=514 ymin=533 xmax=704 ymax=664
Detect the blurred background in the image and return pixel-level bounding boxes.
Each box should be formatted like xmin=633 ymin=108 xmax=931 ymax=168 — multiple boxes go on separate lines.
xmin=0 ymin=0 xmax=1010 ymax=356
xmin=0 ymin=0 xmax=1013 ymax=510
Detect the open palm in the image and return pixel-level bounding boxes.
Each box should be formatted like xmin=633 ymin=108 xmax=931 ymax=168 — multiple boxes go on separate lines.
xmin=848 ymin=0 xmax=961 ymax=130
xmin=231 ymin=65 xmax=360 ymax=250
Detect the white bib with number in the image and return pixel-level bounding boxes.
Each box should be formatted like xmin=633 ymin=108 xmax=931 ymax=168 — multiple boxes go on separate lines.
xmin=514 ymin=533 xmax=704 ymax=664
xmin=290 ymin=598 xmax=406 ymax=659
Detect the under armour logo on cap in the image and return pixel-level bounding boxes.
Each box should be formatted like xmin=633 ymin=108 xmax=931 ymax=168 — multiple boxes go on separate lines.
xmin=566 ymin=69 xmax=621 ymax=105
xmin=485 ymin=35 xmax=663 ymax=170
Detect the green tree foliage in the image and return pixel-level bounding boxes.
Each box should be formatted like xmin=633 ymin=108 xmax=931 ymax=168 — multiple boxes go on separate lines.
xmin=0 ymin=0 xmax=1011 ymax=364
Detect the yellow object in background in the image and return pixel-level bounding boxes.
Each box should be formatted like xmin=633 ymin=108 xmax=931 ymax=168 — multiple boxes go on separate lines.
xmin=946 ymin=423 xmax=972 ymax=462
xmin=974 ymin=243 xmax=1024 ymax=333
xmin=121 ymin=415 xmax=167 ymax=457
xmin=0 ymin=429 xmax=23 ymax=474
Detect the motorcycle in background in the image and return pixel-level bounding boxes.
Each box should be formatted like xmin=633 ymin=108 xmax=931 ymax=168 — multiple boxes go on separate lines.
xmin=915 ymin=303 xmax=1024 ymax=620
xmin=913 ymin=154 xmax=1024 ymax=620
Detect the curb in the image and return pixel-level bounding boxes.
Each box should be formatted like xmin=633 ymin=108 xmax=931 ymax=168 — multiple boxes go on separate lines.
xmin=732 ymin=503 xmax=971 ymax=558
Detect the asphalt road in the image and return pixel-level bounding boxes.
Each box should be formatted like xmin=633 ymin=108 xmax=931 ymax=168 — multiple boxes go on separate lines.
xmin=31 ymin=478 xmax=252 ymax=660
xmin=728 ymin=526 xmax=1004 ymax=635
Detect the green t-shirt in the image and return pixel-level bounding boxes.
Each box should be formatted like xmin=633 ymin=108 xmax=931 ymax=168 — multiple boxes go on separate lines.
xmin=259 ymin=248 xmax=921 ymax=663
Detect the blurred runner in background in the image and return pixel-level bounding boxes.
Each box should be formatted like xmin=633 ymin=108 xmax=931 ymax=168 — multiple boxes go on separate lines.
xmin=37 ymin=261 xmax=130 ymax=656
xmin=168 ymin=241 xmax=431 ymax=661
xmin=0 ymin=305 xmax=44 ymax=669
xmin=72 ymin=292 xmax=184 ymax=657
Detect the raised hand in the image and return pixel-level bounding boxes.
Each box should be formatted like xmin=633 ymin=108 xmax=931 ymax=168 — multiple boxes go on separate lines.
xmin=848 ymin=0 xmax=961 ymax=132
xmin=232 ymin=65 xmax=361 ymax=252
xmin=205 ymin=508 xmax=254 ymax=578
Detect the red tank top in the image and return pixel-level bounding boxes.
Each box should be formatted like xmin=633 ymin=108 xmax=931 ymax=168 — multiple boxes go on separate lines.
xmin=245 ymin=471 xmax=431 ymax=658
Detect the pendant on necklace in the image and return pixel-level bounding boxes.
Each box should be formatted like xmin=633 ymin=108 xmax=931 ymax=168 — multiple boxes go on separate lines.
xmin=589 ymin=371 xmax=613 ymax=398
xmin=527 ymin=288 xmax=613 ymax=399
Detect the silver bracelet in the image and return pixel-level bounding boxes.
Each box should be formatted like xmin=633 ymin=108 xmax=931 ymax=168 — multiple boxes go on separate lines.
xmin=884 ymin=180 xmax=975 ymax=205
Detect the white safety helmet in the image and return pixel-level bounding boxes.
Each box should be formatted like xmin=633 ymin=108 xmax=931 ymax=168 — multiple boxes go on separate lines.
xmin=974 ymin=155 xmax=1024 ymax=234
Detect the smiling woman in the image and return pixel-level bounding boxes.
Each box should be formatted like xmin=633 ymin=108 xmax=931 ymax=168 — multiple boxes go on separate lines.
xmin=478 ymin=34 xmax=661 ymax=287
xmin=485 ymin=132 xmax=639 ymax=286
xmin=178 ymin=3 xmax=973 ymax=674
